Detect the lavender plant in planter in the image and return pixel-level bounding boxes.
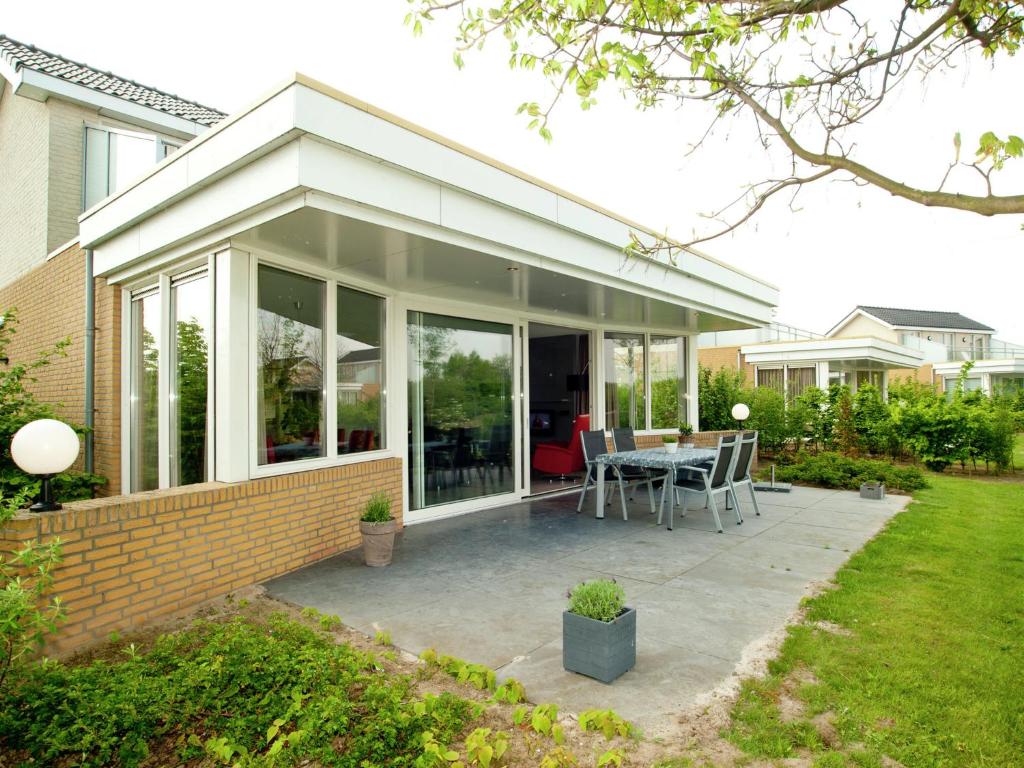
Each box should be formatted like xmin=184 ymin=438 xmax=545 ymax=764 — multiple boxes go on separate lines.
xmin=563 ymin=579 xmax=636 ymax=684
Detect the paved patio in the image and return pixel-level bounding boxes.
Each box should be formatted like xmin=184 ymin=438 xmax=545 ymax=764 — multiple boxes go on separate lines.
xmin=264 ymin=485 xmax=909 ymax=734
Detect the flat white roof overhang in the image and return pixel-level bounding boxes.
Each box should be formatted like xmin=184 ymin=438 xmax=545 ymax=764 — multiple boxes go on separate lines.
xmin=742 ymin=337 xmax=925 ymax=370
xmin=933 ymin=359 xmax=1024 ymax=376
xmin=79 ymin=76 xmax=777 ymax=331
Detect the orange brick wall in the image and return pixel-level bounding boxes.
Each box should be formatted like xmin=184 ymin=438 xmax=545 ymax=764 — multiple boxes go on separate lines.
xmin=0 ymin=242 xmax=121 ymax=492
xmin=698 ymin=345 xmax=755 ymax=384
xmin=0 ymin=457 xmax=403 ymax=653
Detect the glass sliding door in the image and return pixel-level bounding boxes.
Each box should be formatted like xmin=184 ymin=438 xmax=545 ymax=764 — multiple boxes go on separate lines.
xmin=129 ymin=290 xmax=160 ymax=492
xmin=408 ymin=311 xmax=514 ymax=510
xmin=169 ymin=272 xmax=211 ymax=486
xmin=604 ymin=332 xmax=645 ymax=430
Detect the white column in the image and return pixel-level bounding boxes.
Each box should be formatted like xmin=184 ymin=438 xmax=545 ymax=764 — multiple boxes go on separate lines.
xmin=816 ymin=362 xmax=830 ymax=390
xmin=214 ymin=247 xmax=251 ymax=483
xmin=687 ymin=334 xmax=700 ymax=430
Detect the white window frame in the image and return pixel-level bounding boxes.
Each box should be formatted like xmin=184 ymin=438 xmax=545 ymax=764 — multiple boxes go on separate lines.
xmin=601 ymin=330 xmax=691 ymax=434
xmin=82 ymin=122 xmax=183 ymax=211
xmin=120 ymin=255 xmax=216 ymax=495
xmin=248 ymin=256 xmax=392 ymax=480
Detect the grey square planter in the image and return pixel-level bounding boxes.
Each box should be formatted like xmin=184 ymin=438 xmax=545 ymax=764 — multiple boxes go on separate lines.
xmin=562 ymin=607 xmax=636 ymax=684
xmin=860 ymin=482 xmax=886 ymax=500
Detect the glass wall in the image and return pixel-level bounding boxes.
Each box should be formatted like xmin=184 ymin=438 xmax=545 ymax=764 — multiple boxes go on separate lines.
xmin=604 ymin=332 xmax=645 ymax=430
xmin=129 ymin=291 xmax=160 ymax=492
xmin=256 ymin=266 xmax=325 ymax=465
xmin=170 ymin=273 xmax=210 ymax=486
xmin=650 ymin=335 xmax=688 ymax=428
xmin=856 ymin=370 xmax=883 ymax=390
xmin=408 ymin=311 xmax=514 ymax=510
xmin=337 ymin=285 xmax=385 ymax=454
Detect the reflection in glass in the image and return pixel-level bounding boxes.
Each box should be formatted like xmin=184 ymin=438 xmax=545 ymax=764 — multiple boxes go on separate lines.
xmin=256 ymin=266 xmax=325 ymax=465
xmin=170 ymin=274 xmax=210 ymax=486
xmin=650 ymin=335 xmax=688 ymax=428
xmin=408 ymin=312 xmax=514 ymax=510
xmin=604 ymin=332 xmax=645 ymax=430
xmin=337 ymin=286 xmax=385 ymax=454
xmin=130 ymin=292 xmax=160 ymax=491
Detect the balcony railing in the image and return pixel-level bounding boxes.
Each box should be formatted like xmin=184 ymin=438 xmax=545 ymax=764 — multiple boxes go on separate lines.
xmin=897 ymin=335 xmax=1024 ymax=363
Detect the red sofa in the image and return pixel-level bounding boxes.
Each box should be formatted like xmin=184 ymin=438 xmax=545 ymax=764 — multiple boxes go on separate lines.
xmin=532 ymin=414 xmax=590 ymax=476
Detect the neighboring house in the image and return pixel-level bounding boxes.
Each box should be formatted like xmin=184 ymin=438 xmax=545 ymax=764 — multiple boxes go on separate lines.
xmin=698 ymin=320 xmax=924 ymax=400
xmin=699 ymin=307 xmax=1024 ymax=399
xmin=0 ymin=37 xmax=777 ymax=651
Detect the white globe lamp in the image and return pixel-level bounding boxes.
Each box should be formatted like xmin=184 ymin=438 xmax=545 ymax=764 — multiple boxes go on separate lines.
xmin=731 ymin=403 xmax=750 ymax=425
xmin=11 ymin=419 xmax=80 ymax=512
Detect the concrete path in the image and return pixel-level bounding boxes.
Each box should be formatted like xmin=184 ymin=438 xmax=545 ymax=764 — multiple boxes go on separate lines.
xmin=264 ymin=485 xmax=909 ymax=734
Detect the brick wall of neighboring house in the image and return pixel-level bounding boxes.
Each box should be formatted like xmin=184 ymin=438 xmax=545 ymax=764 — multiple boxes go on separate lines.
xmin=0 ymin=242 xmax=122 ymax=493
xmin=0 ymin=458 xmax=404 ymax=653
xmin=698 ymin=345 xmax=756 ymax=385
xmin=888 ymin=362 xmax=935 ymax=388
xmin=46 ymin=98 xmax=93 ymax=252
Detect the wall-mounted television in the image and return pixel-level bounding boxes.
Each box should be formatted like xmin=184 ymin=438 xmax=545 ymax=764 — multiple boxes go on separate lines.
xmin=529 ymin=411 xmax=553 ymax=433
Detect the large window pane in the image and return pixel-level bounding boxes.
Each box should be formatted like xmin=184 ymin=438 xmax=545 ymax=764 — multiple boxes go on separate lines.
xmin=130 ymin=292 xmax=160 ymax=492
xmin=170 ymin=274 xmax=210 ymax=485
xmin=787 ymin=366 xmax=816 ymax=399
xmin=408 ymin=312 xmax=514 ymax=510
xmin=604 ymin=332 xmax=645 ymax=430
xmin=757 ymin=367 xmax=784 ymax=393
xmin=257 ymin=266 xmax=325 ymax=465
xmin=337 ymin=285 xmax=385 ymax=455
xmin=650 ymin=335 xmax=688 ymax=428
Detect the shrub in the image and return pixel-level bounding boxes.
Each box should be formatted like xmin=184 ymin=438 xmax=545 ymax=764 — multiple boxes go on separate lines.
xmin=852 ymin=384 xmax=890 ymax=455
xmin=567 ymin=580 xmax=625 ymax=622
xmin=767 ymin=451 xmax=927 ymax=493
xmin=1 ymin=614 xmax=474 ymax=767
xmin=661 ymin=434 xmax=678 ymax=444
xmin=360 ymin=492 xmax=393 ymax=523
xmin=697 ymin=365 xmax=746 ymax=431
xmin=745 ymin=386 xmax=788 ymax=453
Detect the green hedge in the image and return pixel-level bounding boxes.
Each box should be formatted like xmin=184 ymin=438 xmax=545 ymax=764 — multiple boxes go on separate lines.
xmin=766 ymin=451 xmax=928 ymax=493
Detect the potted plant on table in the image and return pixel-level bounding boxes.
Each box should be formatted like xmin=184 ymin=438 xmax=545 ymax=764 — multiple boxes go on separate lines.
xmin=662 ymin=434 xmax=679 ymax=454
xmin=563 ymin=579 xmax=636 ymax=684
xmin=679 ymin=422 xmax=694 ymax=450
xmin=360 ymin=492 xmax=397 ymax=567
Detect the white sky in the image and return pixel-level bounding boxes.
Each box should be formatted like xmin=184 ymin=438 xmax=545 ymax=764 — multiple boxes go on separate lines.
xmin=6 ymin=1 xmax=1022 ymax=340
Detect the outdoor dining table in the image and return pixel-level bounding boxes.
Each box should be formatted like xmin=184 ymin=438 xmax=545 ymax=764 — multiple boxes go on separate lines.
xmin=592 ymin=446 xmax=717 ymax=519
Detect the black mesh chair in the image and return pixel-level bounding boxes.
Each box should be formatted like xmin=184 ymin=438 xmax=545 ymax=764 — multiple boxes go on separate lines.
xmin=612 ymin=428 xmax=658 ymax=515
xmin=576 ymin=430 xmax=620 ymax=514
xmin=728 ymin=430 xmax=761 ymax=518
xmin=657 ymin=434 xmax=739 ymax=532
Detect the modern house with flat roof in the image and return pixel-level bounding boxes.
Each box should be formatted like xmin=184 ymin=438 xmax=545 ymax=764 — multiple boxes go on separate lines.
xmin=0 ymin=36 xmax=776 ymax=649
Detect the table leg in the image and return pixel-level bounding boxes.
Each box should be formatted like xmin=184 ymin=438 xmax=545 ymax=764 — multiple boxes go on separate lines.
xmin=596 ymin=468 xmax=605 ymax=519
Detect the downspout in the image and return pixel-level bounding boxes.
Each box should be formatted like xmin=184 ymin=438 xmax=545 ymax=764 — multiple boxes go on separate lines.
xmin=84 ymin=248 xmax=95 ymax=475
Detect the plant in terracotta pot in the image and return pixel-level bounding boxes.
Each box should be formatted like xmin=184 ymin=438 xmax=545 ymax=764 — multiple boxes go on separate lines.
xmin=360 ymin=492 xmax=397 ymax=567
xmin=679 ymin=422 xmax=694 ymax=450
xmin=563 ymin=579 xmax=635 ymax=683
xmin=662 ymin=434 xmax=679 ymax=454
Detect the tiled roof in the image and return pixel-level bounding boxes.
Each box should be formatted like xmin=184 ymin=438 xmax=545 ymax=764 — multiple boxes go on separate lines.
xmin=857 ymin=306 xmax=994 ymax=332
xmin=0 ymin=35 xmax=225 ymax=127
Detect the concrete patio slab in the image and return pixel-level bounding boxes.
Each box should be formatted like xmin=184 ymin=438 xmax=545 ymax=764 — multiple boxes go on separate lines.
xmin=264 ymin=484 xmax=911 ymax=735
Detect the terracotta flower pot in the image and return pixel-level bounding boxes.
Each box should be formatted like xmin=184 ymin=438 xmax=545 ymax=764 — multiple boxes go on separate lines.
xmin=360 ymin=519 xmax=398 ymax=566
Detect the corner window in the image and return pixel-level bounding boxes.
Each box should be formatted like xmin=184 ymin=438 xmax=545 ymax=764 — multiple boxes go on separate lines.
xmin=256 ymin=266 xmax=326 ymax=465
xmin=604 ymin=332 xmax=690 ymax=430
xmin=604 ymin=332 xmax=645 ymax=430
xmin=650 ymin=335 xmax=688 ymax=428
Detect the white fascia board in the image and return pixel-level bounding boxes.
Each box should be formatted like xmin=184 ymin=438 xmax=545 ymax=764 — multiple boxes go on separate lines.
xmin=933 ymin=359 xmax=1024 ymax=376
xmin=93 ymin=143 xmax=303 ymax=276
xmin=80 ymin=87 xmax=300 ymax=248
xmin=291 ymin=83 xmax=778 ymax=308
xmin=742 ymin=337 xmax=924 ymax=368
xmin=15 ymin=68 xmax=210 ymax=140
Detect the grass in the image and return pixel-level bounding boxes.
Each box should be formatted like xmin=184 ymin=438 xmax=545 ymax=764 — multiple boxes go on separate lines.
xmin=1014 ymin=433 xmax=1024 ymax=470
xmin=726 ymin=474 xmax=1024 ymax=766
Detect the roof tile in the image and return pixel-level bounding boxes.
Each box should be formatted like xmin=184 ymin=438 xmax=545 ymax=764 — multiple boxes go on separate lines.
xmin=857 ymin=306 xmax=994 ymax=332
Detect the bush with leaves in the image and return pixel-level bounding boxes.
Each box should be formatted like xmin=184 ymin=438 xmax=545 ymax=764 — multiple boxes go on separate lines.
xmin=767 ymin=451 xmax=927 ymax=493
xmin=697 ymin=365 xmax=745 ymax=431
xmin=0 ymin=309 xmax=105 ymax=501
xmin=743 ymin=386 xmax=788 ymax=453
xmin=852 ymin=384 xmax=891 ymax=456
xmin=790 ymin=385 xmax=830 ymax=452
xmin=0 ymin=488 xmax=65 ymax=693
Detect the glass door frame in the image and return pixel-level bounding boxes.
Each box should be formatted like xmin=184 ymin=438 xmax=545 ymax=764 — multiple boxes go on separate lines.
xmin=396 ymin=295 xmax=526 ymax=524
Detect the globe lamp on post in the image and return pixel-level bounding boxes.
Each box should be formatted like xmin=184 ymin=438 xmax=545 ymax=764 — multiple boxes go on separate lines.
xmin=731 ymin=403 xmax=750 ymax=430
xmin=11 ymin=419 xmax=80 ymax=512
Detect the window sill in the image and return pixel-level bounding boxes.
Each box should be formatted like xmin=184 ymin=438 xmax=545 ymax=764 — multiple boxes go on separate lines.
xmin=251 ymin=449 xmax=396 ymax=479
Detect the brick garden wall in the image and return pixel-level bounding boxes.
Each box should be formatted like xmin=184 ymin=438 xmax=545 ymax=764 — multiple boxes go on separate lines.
xmin=0 ymin=458 xmax=403 ymax=654
xmin=0 ymin=242 xmax=122 ymax=493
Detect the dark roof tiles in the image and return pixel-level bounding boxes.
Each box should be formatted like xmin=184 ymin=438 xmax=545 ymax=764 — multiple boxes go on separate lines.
xmin=857 ymin=306 xmax=994 ymax=332
xmin=0 ymin=35 xmax=225 ymax=127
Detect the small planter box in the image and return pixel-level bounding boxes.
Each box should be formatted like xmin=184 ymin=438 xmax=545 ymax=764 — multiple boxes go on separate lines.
xmin=563 ymin=607 xmax=636 ymax=684
xmin=860 ymin=482 xmax=886 ymax=500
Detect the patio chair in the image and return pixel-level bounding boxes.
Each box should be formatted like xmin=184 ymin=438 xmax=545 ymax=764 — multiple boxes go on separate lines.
xmin=728 ymin=430 xmax=762 ymax=518
xmin=576 ymin=430 xmax=619 ymax=514
xmin=658 ymin=434 xmax=740 ymax=532
xmin=611 ymin=427 xmax=660 ymax=514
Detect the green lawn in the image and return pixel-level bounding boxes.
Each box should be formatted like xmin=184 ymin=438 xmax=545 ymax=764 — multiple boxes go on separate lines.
xmin=726 ymin=474 xmax=1024 ymax=767
xmin=1014 ymin=433 xmax=1024 ymax=470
